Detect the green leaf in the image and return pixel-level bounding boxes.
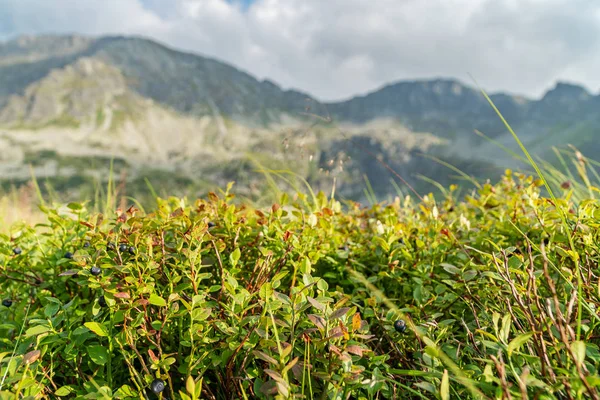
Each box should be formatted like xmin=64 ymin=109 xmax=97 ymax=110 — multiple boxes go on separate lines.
xmin=499 ymin=314 xmax=511 ymax=343
xmin=191 ymin=308 xmax=212 ymax=321
xmin=55 ymin=386 xmax=75 ymax=396
xmin=163 ymin=357 xmax=176 ymax=365
xmin=87 ymin=345 xmax=109 ymax=365
xmin=25 ymin=325 xmax=52 ymax=337
xmin=149 ymin=294 xmax=167 ymax=307
xmin=115 ymin=385 xmax=137 ymax=397
xmin=186 ymin=376 xmax=195 ymax=395
xmin=463 ymin=270 xmax=477 ymax=281
xmin=84 ymin=322 xmax=109 ymax=337
xmin=441 ymin=263 xmax=460 ymax=275
xmin=440 ymin=369 xmax=449 ymax=400
xmin=45 ymin=297 xmax=62 ymax=304
xmin=300 ymin=258 xmax=312 ymax=275
xmin=572 ymin=341 xmax=586 ymax=367
xmin=230 ymin=248 xmax=241 ymax=267
xmin=316 ymin=279 xmax=328 ymax=291
xmin=67 ymin=202 xmax=83 ymax=210
xmin=225 ymin=274 xmax=238 ymax=291
xmin=259 ymin=282 xmax=274 ymax=300
xmin=413 ymin=285 xmax=423 ymax=305
xmin=44 ymin=303 xmax=60 ymax=318
xmin=208 ymin=285 xmax=221 ymax=293
xmin=507 ymin=332 xmax=533 ymax=356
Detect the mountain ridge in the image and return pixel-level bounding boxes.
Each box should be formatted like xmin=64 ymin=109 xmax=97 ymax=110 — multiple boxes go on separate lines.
xmin=2 ymin=33 xmax=596 ymax=106
xmin=0 ymin=33 xmax=597 ymax=203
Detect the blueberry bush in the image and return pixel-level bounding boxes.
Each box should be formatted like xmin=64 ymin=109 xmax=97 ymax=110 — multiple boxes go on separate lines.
xmin=1 ymin=171 xmax=600 ymax=399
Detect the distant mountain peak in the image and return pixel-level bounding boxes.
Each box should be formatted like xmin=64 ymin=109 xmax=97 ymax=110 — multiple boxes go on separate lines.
xmin=383 ymin=78 xmax=468 ymax=92
xmin=542 ymin=81 xmax=591 ymax=102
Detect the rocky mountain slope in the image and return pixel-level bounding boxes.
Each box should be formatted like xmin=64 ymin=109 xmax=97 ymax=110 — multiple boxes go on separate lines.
xmin=0 ymin=34 xmax=596 ymax=203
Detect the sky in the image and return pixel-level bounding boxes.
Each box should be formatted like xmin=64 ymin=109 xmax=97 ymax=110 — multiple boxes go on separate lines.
xmin=1 ymin=0 xmax=599 ymax=101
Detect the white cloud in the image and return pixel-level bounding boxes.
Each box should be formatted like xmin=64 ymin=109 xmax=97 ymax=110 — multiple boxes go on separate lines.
xmin=0 ymin=0 xmax=164 ymax=36
xmin=1 ymin=0 xmax=600 ymax=101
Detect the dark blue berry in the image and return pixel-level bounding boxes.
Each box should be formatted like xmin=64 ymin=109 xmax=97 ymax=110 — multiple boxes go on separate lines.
xmin=150 ymin=379 xmax=165 ymax=394
xmin=64 ymin=251 xmax=73 ymax=259
xmin=98 ymin=296 xmax=106 ymax=307
xmin=394 ymin=320 xmax=407 ymax=333
xmin=128 ymin=246 xmax=136 ymax=255
xmin=208 ymin=221 xmax=216 ymax=228
xmin=83 ymin=241 xmax=90 ymax=248
xmin=2 ymin=299 xmax=12 ymax=307
xmin=119 ymin=244 xmax=128 ymax=253
xmin=13 ymin=247 xmax=22 ymax=255
xmin=90 ymin=266 xmax=102 ymax=276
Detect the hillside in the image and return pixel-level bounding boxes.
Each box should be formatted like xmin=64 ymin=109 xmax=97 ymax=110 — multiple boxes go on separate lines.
xmin=0 ymin=34 xmax=597 ymax=203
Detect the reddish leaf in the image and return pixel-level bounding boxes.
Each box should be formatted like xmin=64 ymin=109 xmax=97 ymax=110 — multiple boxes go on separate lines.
xmin=126 ymin=204 xmax=139 ymax=215
xmin=346 ymin=345 xmax=363 ymax=357
xmin=258 ymin=380 xmax=278 ymax=395
xmin=283 ymin=230 xmax=292 ymax=242
xmin=328 ymin=344 xmax=342 ymax=355
xmin=308 ymin=314 xmax=326 ymax=330
xmin=170 ymin=208 xmax=184 ymax=218
xmin=253 ymin=351 xmax=278 ymax=365
xmin=208 ymin=192 xmax=219 ymax=202
xmin=291 ymin=362 xmax=304 ymax=380
xmin=148 ymin=349 xmax=159 ymax=363
xmin=330 ymin=307 xmax=350 ymax=320
xmin=307 ymin=297 xmax=325 ymax=312
xmin=328 ymin=326 xmax=344 ymax=339
xmin=264 ymin=369 xmax=284 ymax=383
xmin=23 ymin=350 xmax=41 ymax=364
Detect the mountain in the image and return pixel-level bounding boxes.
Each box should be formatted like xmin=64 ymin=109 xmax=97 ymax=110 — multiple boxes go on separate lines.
xmin=0 ymin=34 xmax=597 ymax=204
xmin=0 ymin=35 xmax=316 ymax=127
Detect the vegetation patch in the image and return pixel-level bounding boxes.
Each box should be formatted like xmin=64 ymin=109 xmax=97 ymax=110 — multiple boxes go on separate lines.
xmin=0 ymin=172 xmax=599 ymax=399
